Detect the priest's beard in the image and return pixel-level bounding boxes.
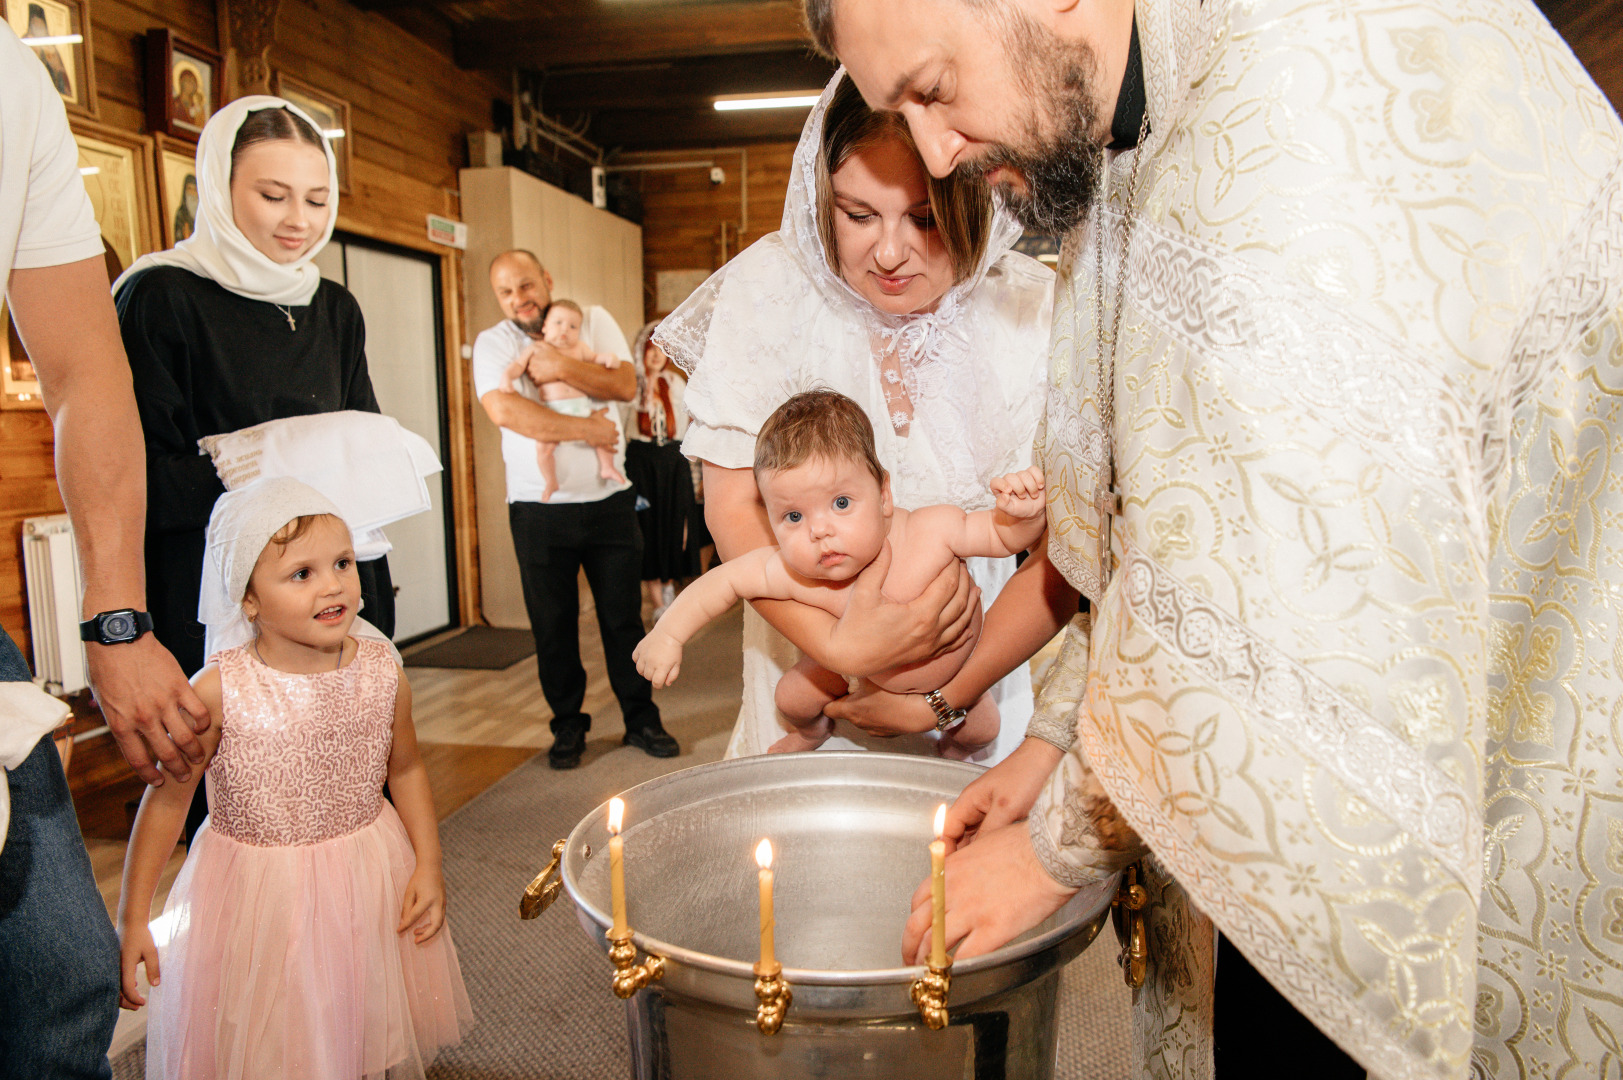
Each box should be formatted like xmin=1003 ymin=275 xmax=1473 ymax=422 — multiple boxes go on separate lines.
xmin=973 ymin=14 xmax=1106 ymax=236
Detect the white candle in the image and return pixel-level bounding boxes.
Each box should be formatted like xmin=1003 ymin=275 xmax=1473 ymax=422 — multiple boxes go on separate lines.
xmin=756 ymin=838 xmax=776 ymax=970
xmin=608 ymin=797 xmax=627 ymax=937
xmin=930 ymin=803 xmax=947 ymax=969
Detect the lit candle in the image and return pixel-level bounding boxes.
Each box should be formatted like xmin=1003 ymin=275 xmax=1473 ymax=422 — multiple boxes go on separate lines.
xmin=756 ymin=838 xmax=776 ymax=970
xmin=608 ymin=797 xmax=627 ymax=937
xmin=930 ymin=803 xmax=947 ymax=969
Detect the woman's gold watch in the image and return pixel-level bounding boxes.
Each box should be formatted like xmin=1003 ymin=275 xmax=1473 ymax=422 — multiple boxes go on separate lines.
xmin=924 ymin=689 xmax=968 ymax=732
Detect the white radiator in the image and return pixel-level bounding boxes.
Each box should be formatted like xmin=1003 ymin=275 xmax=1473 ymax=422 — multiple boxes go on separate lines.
xmin=22 ymin=514 xmax=87 ymax=695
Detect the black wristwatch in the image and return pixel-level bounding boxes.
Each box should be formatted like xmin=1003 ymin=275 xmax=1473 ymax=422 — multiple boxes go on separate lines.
xmin=79 ymin=609 xmax=154 ymax=645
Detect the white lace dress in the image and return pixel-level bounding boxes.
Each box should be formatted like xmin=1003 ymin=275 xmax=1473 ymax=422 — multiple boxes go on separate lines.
xmin=658 ymin=70 xmax=1054 ymax=764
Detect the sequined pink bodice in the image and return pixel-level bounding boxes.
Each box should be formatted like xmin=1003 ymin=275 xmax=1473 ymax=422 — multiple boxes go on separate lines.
xmin=207 ymin=640 xmax=398 ymax=847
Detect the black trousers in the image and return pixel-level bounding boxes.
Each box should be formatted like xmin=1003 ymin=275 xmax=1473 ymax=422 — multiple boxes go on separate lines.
xmin=1214 ymin=933 xmax=1364 ymax=1077
xmin=509 ymin=490 xmax=660 ymax=736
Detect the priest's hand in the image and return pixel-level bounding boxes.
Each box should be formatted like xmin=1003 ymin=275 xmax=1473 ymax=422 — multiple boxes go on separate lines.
xmin=945 ymin=737 xmax=1063 ymax=849
xmin=902 ymin=821 xmax=1076 ymax=963
xmin=821 ymin=542 xmax=979 ymax=679
xmin=824 ymin=682 xmax=936 ymax=737
xmin=89 ymin=636 xmax=211 ymax=787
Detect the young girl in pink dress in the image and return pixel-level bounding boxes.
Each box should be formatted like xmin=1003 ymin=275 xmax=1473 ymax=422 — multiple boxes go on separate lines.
xmin=117 ymin=477 xmax=472 ymax=1079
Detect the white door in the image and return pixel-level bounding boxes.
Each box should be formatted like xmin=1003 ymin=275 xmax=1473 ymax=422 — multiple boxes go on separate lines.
xmin=313 ymin=239 xmax=453 ymax=642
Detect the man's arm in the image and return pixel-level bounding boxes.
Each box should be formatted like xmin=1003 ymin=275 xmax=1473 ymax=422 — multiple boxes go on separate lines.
xmin=479 ymin=389 xmax=619 ymax=447
xmin=524 ymin=344 xmax=636 ymax=402
xmin=9 ymin=257 xmax=210 ymax=786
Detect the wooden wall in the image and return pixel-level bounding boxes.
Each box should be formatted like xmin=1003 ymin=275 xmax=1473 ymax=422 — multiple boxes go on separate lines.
xmin=1 ymin=0 xmax=505 ymax=664
xmin=1541 ymin=1 xmax=1623 ymax=107
xmin=627 ymin=142 xmax=796 ymax=323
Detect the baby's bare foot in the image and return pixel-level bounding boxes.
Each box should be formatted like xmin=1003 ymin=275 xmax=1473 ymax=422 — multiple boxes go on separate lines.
xmin=768 ymin=716 xmax=834 ymax=754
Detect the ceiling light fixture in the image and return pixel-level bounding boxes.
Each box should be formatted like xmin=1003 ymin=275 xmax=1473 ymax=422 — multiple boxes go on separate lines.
xmin=78 ymin=166 xmax=100 ymax=176
xmin=23 ymin=34 xmax=82 ymax=46
xmin=713 ymin=92 xmax=821 ymax=112
xmin=323 ymin=129 xmax=345 ymax=139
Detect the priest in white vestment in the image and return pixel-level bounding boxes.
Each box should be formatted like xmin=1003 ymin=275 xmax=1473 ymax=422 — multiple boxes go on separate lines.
xmin=815 ymin=0 xmax=1623 ymax=1077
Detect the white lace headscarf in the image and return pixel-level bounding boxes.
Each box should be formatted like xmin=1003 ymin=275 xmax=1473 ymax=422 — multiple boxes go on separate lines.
xmin=199 ymin=477 xmax=398 ymax=663
xmin=655 ymin=69 xmax=1039 ymax=511
xmin=114 ymin=96 xmax=338 ymax=307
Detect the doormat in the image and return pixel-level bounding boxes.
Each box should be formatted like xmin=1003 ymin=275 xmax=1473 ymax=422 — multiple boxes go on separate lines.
xmin=403 ymin=626 xmax=536 ymax=670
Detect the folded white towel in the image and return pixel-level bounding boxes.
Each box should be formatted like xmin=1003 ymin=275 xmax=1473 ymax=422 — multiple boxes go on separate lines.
xmin=1 ymin=682 xmax=72 ymax=855
xmin=198 ymin=412 xmax=443 ymax=556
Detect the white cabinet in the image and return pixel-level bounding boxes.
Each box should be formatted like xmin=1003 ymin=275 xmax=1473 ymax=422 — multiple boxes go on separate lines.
xmin=459 ymin=166 xmax=646 ymax=628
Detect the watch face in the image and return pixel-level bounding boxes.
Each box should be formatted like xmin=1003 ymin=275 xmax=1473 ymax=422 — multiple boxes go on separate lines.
xmin=101 ymin=612 xmax=137 ymax=641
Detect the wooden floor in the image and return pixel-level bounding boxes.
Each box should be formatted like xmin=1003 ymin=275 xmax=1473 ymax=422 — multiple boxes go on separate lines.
xmin=73 ymin=574 xmax=634 ymax=1058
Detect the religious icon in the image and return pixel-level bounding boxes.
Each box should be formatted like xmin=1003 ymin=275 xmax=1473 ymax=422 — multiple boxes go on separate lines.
xmin=1 ymin=302 xmax=42 ymax=411
xmin=274 ymin=73 xmax=353 ymax=194
xmin=70 ymin=118 xmax=160 ymax=274
xmin=155 ymin=135 xmax=199 ymax=249
xmin=2 ymin=0 xmax=98 ymax=118
xmin=144 ymin=29 xmax=219 ymax=141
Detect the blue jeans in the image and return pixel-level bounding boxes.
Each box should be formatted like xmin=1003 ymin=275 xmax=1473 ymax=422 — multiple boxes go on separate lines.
xmin=0 ymin=628 xmax=118 ymax=1079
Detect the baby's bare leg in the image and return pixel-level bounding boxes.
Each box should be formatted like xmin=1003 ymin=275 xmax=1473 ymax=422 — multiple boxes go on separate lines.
xmin=536 ymin=441 xmax=559 ymax=502
xmin=936 ymin=692 xmax=1001 ymax=761
xmin=770 ymin=657 xmax=847 ymax=753
xmin=596 ymin=444 xmax=628 ymax=486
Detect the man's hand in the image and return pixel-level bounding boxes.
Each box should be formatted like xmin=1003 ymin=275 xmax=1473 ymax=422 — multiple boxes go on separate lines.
xmin=902 ymin=821 xmax=1077 ymax=964
xmin=522 ymin=341 xmax=572 ymax=386
xmin=825 ymin=682 xmax=937 ymax=737
xmin=991 ymin=466 xmax=1046 ymax=521
xmin=87 ymin=636 xmax=210 ymax=786
xmin=821 ymin=542 xmax=980 ymax=678
xmin=583 ymin=408 xmax=619 ymax=449
xmin=944 ymin=737 xmax=1063 ymax=850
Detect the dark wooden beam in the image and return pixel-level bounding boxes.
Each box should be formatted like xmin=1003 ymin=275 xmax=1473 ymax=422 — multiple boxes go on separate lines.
xmin=540 ymin=49 xmax=834 ymax=112
xmin=591 ymin=105 xmax=812 ymax=150
xmin=453 ymin=2 xmax=811 ymax=69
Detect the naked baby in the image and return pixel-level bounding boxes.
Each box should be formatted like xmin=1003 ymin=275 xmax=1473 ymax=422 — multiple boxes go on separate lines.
xmin=633 ymin=389 xmax=1046 ymax=758
xmin=501 ymin=298 xmax=627 ymax=501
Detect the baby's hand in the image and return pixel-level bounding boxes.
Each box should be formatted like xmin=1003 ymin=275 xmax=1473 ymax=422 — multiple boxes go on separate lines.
xmin=398 ymin=863 xmax=447 ymax=943
xmin=118 ymin=921 xmax=159 ymax=1010
xmin=633 ymin=629 xmax=684 ymax=687
xmin=991 ymin=466 xmax=1046 ymax=519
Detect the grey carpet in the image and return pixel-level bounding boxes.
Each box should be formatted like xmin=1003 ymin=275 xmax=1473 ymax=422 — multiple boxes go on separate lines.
xmin=404 ymin=626 xmax=538 ymax=670
xmin=112 ymin=603 xmax=1132 ymax=1078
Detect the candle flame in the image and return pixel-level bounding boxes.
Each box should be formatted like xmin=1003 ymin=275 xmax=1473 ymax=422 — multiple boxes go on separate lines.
xmin=755 ymin=838 xmax=773 ymax=869
xmin=608 ymin=797 xmax=624 ymax=835
xmin=934 ymin=803 xmax=947 ymax=839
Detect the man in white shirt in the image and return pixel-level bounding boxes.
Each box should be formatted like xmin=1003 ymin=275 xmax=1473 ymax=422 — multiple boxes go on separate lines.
xmin=474 ymin=250 xmax=679 ymax=768
xmin=2 ymin=22 xmax=211 ymax=1079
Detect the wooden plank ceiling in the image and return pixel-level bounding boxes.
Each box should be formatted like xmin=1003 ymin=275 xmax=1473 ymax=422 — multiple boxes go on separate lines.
xmin=350 ymin=0 xmax=836 ymax=151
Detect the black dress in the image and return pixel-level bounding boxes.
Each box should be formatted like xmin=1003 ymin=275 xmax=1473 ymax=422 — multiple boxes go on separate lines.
xmin=624 ymin=372 xmax=701 ymax=582
xmin=116 ymin=266 xmax=395 ymax=678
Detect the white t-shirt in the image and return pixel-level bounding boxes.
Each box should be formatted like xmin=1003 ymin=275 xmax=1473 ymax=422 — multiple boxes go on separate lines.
xmin=1 ymin=24 xmax=103 ymax=279
xmin=472 ymin=306 xmax=634 ymax=505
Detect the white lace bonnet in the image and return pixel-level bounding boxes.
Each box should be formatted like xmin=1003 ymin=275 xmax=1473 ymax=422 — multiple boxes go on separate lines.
xmin=198 ymin=477 xmax=397 ymax=663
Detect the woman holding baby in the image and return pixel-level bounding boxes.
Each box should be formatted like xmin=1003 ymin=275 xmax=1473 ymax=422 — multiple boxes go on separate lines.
xmin=657 ymin=71 xmax=1076 ymax=767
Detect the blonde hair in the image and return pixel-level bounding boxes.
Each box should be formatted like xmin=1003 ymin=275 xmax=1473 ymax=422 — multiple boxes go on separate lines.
xmin=754 ymin=389 xmax=886 ymax=486
xmin=815 ymin=74 xmax=992 ymax=286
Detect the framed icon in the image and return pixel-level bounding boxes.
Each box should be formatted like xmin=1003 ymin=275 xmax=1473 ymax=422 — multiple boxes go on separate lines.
xmin=1 ymin=302 xmax=43 ymax=411
xmin=70 ymin=118 xmax=160 ymax=273
xmin=273 ymin=72 xmax=352 ymax=194
xmin=144 ymin=28 xmax=220 ymax=140
xmin=3 ymin=0 xmax=97 ymax=118
xmin=153 ymin=133 xmax=199 ymax=249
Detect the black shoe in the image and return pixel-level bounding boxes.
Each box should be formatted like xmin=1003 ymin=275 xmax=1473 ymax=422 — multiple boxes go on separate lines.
xmin=548 ymin=726 xmax=587 ymax=769
xmin=623 ymin=724 xmax=680 ymax=758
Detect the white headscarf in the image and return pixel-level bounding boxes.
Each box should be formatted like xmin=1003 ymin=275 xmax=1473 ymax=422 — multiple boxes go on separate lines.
xmin=199 ymin=477 xmax=398 ymax=664
xmin=114 ymin=96 xmax=338 ymax=307
xmin=655 ymin=69 xmax=1040 ymax=510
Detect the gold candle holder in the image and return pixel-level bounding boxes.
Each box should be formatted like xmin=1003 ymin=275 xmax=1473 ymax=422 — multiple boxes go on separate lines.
xmin=607 ymin=929 xmax=665 ymax=999
xmin=519 ymin=839 xmax=567 ymax=920
xmin=752 ymin=960 xmax=792 ymax=1034
xmin=910 ymin=961 xmax=952 ymax=1029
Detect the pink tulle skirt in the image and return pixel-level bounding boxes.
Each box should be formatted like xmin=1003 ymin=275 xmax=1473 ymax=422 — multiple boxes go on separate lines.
xmin=145 ymin=804 xmax=473 ymax=1079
